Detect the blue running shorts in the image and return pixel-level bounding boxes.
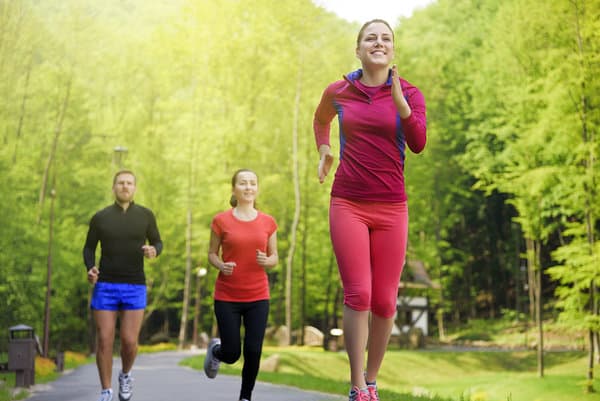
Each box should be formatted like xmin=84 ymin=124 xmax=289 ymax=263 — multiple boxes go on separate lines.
xmin=90 ymin=282 xmax=147 ymax=311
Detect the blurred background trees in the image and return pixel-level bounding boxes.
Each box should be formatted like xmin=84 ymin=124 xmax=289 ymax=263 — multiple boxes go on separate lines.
xmin=0 ymin=0 xmax=598 ymax=380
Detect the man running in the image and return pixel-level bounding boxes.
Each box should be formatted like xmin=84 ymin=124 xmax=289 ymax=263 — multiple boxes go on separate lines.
xmin=83 ymin=170 xmax=163 ymax=401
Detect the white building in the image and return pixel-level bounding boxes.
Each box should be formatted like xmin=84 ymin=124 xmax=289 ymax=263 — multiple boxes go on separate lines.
xmin=397 ymin=295 xmax=429 ymax=336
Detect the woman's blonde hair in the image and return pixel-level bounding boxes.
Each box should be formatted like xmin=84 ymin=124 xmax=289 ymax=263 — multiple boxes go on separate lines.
xmin=356 ymin=19 xmax=394 ymax=47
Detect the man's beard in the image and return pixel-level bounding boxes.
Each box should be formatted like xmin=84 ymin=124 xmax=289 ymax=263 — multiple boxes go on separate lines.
xmin=116 ymin=192 xmax=132 ymax=203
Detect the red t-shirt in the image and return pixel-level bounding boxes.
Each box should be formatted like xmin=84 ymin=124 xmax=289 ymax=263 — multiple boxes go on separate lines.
xmin=210 ymin=209 xmax=277 ymax=302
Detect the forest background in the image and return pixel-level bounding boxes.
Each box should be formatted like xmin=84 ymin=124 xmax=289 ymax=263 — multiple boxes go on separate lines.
xmin=0 ymin=0 xmax=599 ymax=383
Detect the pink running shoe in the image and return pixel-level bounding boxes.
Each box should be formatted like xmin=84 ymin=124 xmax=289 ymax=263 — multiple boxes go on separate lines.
xmin=349 ymin=386 xmax=370 ymax=401
xmin=367 ymin=383 xmax=379 ymax=401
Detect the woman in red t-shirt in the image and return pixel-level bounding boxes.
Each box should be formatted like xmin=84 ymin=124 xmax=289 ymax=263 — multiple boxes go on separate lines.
xmin=203 ymin=168 xmax=278 ymax=401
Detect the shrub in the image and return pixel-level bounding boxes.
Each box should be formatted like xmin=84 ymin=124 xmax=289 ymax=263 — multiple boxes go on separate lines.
xmin=34 ymin=357 xmax=56 ymax=377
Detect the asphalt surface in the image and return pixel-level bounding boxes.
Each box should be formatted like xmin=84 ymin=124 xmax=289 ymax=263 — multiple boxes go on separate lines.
xmin=25 ymin=350 xmax=345 ymax=401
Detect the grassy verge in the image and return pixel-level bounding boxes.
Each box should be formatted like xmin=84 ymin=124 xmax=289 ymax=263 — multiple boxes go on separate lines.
xmin=438 ymin=316 xmax=586 ymax=351
xmin=181 ymin=346 xmax=599 ymax=401
xmin=181 ymin=347 xmax=452 ymax=401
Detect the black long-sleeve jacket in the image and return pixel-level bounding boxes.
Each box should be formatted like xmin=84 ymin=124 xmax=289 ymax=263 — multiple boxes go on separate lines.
xmin=83 ymin=202 xmax=163 ymax=284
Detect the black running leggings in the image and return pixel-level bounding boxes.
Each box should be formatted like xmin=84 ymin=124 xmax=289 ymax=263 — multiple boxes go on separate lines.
xmin=213 ymin=299 xmax=269 ymax=401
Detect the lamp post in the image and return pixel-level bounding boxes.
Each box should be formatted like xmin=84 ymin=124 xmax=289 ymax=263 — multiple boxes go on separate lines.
xmin=328 ymin=328 xmax=343 ymax=352
xmin=42 ymin=187 xmax=56 ymax=358
xmin=113 ymin=145 xmax=128 ymax=168
xmin=192 ymin=267 xmax=208 ymax=346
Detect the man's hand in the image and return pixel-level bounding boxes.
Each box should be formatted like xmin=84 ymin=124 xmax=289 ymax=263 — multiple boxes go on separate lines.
xmin=87 ymin=266 xmax=99 ymax=284
xmin=142 ymin=245 xmax=157 ymax=259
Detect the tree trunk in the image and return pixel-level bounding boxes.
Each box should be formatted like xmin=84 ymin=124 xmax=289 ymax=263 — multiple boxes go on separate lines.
xmin=322 ymin=252 xmax=335 ymax=350
xmin=40 ymin=78 xmax=71 ymax=356
xmin=589 ymin=282 xmax=596 ymax=391
xmin=284 ymin=66 xmax=302 ymax=345
xmin=526 ymin=237 xmax=544 ymax=377
xmin=526 ymin=240 xmax=536 ymax=322
xmin=178 ymin=207 xmax=193 ymax=349
xmin=179 ymin=121 xmax=198 ymax=349
xmin=434 ymin=179 xmax=446 ymax=339
xmin=13 ymin=52 xmax=32 ymax=164
xmin=43 ymin=185 xmax=56 ymax=357
xmin=333 ymin=282 xmax=342 ymax=329
xmin=535 ymin=241 xmax=544 ymax=377
xmin=192 ymin=271 xmax=203 ymax=346
xmin=594 ymin=330 xmax=599 ymax=365
xmin=298 ymin=156 xmax=311 ymax=346
xmin=37 ymin=77 xmax=71 ymax=224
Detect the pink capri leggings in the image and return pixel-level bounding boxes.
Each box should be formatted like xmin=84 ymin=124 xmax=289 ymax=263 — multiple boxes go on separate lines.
xmin=329 ymin=196 xmax=408 ymax=318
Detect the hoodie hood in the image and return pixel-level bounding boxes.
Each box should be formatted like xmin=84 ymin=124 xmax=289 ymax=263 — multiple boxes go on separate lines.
xmin=345 ymin=68 xmax=393 ymax=86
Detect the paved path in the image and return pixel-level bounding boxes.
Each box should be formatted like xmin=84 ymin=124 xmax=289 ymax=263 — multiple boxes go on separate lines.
xmin=25 ymin=350 xmax=345 ymax=401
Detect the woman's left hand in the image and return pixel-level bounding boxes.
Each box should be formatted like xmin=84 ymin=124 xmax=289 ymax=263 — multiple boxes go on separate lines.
xmin=391 ymin=65 xmax=411 ymax=119
xmin=256 ymin=249 xmax=269 ymax=268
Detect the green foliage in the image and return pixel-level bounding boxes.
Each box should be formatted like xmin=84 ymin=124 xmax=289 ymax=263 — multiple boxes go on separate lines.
xmin=0 ymin=0 xmax=354 ymax=351
xmin=1 ymin=2 xmax=599 ymax=387
xmin=402 ymin=0 xmax=600 ymax=340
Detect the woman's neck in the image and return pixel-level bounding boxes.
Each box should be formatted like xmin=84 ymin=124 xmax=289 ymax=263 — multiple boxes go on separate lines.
xmin=359 ymin=66 xmax=389 ymax=86
xmin=233 ymin=204 xmax=257 ymax=221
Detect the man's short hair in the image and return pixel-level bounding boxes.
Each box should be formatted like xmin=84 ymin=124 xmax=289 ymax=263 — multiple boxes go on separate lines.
xmin=113 ymin=170 xmax=136 ymax=185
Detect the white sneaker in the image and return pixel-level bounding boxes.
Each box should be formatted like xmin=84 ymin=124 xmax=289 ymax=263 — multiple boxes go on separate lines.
xmin=204 ymin=338 xmax=221 ymax=379
xmin=98 ymin=388 xmax=113 ymax=401
xmin=118 ymin=371 xmax=134 ymax=401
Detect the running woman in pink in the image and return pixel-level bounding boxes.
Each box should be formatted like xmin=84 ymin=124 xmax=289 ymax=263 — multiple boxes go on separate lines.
xmin=204 ymin=168 xmax=279 ymax=401
xmin=313 ymin=19 xmax=427 ymax=401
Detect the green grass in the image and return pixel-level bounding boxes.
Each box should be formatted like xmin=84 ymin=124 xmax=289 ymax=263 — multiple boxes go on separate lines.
xmin=0 ymin=379 xmax=28 ymax=401
xmin=441 ymin=317 xmax=586 ymax=351
xmin=181 ymin=346 xmax=600 ymax=401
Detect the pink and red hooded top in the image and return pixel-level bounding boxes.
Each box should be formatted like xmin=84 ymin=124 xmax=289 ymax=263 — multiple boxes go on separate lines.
xmin=313 ymin=68 xmax=427 ymax=202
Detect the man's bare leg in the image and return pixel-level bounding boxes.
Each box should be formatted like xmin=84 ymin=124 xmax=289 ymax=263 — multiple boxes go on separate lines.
xmin=119 ymin=309 xmax=144 ymax=373
xmin=94 ymin=310 xmax=118 ymax=389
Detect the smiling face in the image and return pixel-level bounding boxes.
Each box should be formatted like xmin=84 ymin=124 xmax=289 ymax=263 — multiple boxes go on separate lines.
xmin=232 ymin=170 xmax=258 ymax=206
xmin=355 ymin=21 xmax=395 ymax=68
